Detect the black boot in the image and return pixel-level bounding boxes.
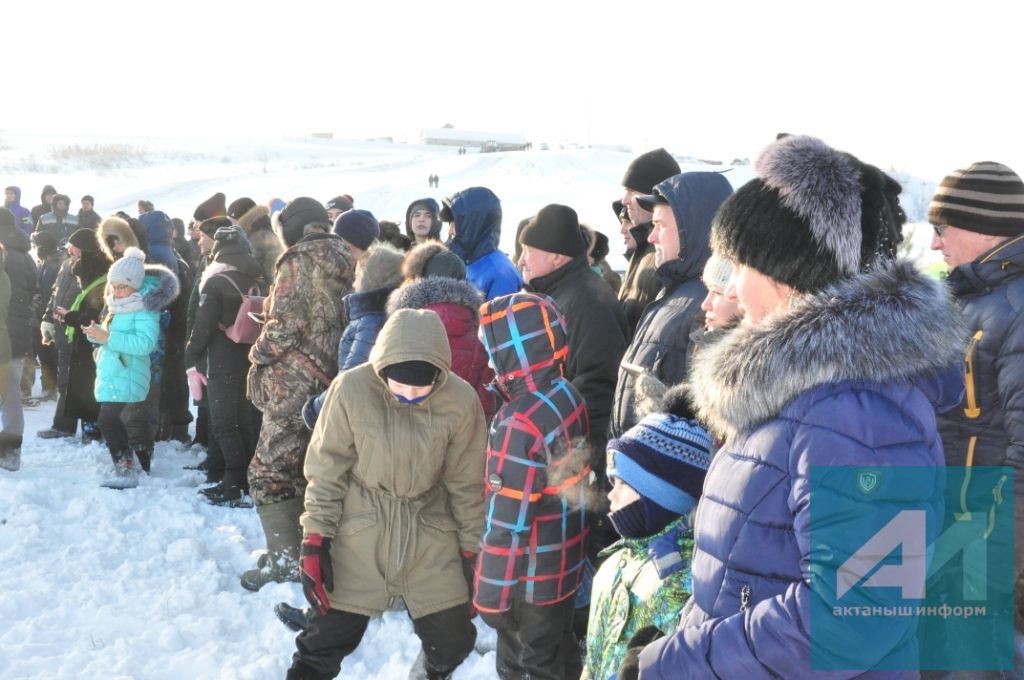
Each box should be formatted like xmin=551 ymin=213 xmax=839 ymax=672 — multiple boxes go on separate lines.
xmin=135 ymin=447 xmax=153 ymax=474
xmin=274 ymin=602 xmax=310 ymax=632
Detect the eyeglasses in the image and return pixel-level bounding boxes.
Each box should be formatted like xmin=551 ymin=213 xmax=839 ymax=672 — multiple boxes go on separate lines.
xmin=933 ymin=224 xmax=950 ymax=238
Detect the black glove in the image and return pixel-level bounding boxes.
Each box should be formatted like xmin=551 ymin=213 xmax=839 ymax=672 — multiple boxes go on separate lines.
xmin=618 ymin=625 xmax=665 ymax=680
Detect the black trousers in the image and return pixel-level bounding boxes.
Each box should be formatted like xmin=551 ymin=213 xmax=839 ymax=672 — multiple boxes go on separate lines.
xmin=206 ymin=371 xmax=258 ymax=490
xmin=98 ymin=402 xmax=130 ymax=457
xmin=291 ymin=604 xmax=476 ymax=679
xmin=482 ymin=596 xmax=580 ymax=680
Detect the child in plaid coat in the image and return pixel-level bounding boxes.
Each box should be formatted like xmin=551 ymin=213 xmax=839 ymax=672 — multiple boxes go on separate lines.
xmin=474 ymin=292 xmax=592 ymax=679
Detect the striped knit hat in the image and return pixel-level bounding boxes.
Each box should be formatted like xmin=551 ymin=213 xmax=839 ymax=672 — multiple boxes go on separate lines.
xmin=929 ymin=162 xmax=1024 ymax=237
xmin=607 ymin=413 xmax=712 ymax=515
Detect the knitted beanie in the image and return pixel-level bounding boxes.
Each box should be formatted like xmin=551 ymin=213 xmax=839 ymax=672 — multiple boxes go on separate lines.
xmin=193 ymin=192 xmax=227 ymax=222
xmin=702 ymin=253 xmax=733 ymax=292
xmin=68 ymin=228 xmax=101 ymax=253
xmin=712 ymin=135 xmax=905 ymax=294
xmin=928 ymin=161 xmax=1024 ymax=237
xmin=518 ymin=204 xmax=585 ymax=257
xmin=607 ymin=413 xmax=713 ymax=515
xmin=108 ymin=247 xmax=147 ymax=289
xmin=383 ymin=360 xmax=438 ymax=387
xmin=228 ymin=197 xmax=257 ymax=221
xmin=278 ymin=197 xmax=330 ymax=247
xmin=423 ymin=248 xmax=467 ymax=280
xmin=621 ymin=148 xmax=682 ymax=194
xmin=334 ymin=209 xmax=380 ymax=251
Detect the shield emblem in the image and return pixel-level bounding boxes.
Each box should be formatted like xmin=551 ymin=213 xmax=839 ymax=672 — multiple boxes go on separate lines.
xmin=857 ymin=470 xmax=881 ymax=495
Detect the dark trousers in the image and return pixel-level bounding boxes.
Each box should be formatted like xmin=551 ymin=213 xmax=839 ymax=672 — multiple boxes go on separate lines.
xmin=98 ymin=402 xmax=130 ymax=457
xmin=39 ymin=343 xmax=57 ymax=392
xmin=482 ymin=596 xmax=579 ymax=680
xmin=291 ymin=604 xmax=476 ymax=679
xmin=207 ymin=371 xmax=258 ymax=490
xmin=52 ymin=343 xmax=77 ymax=434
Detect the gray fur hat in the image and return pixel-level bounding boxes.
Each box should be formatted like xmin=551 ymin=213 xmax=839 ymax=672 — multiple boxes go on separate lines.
xmin=712 ymin=135 xmax=905 ymax=293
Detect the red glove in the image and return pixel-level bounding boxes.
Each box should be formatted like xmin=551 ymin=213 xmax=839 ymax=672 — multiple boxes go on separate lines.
xmin=461 ymin=549 xmax=478 ymax=618
xmin=186 ymin=368 xmax=207 ymax=401
xmin=299 ymin=534 xmax=334 ymax=616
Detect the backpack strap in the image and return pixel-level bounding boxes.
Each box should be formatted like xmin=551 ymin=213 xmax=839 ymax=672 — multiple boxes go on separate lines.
xmin=212 ymin=272 xmax=261 ymax=297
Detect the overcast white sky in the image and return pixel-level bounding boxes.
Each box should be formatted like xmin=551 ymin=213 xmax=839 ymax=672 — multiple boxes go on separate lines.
xmin=5 ymin=0 xmax=1020 ymax=178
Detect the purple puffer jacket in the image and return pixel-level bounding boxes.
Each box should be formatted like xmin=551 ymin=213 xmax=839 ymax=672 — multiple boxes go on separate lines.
xmin=640 ymin=261 xmax=967 ymax=679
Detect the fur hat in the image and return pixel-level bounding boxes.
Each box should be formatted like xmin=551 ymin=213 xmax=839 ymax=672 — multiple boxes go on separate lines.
xmin=621 ymin=148 xmax=681 ymax=194
xmin=276 ymin=197 xmax=330 ymax=247
xmin=518 ymin=204 xmax=585 ymax=258
xmin=356 ymin=243 xmax=405 ymax=293
xmin=378 ymin=220 xmax=413 ymax=251
xmin=712 ymin=135 xmax=904 ymax=294
xmin=193 ymin=192 xmax=227 ymax=222
xmin=334 ymin=209 xmax=380 ymax=251
xmin=928 ymin=161 xmax=1024 ymax=237
xmin=98 ymin=217 xmax=140 ymax=261
xmin=227 ymin=197 xmax=257 ymax=221
xmin=108 ymin=247 xmax=147 ymax=289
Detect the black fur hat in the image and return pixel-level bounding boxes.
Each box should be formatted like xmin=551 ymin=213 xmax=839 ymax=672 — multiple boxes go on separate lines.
xmin=712 ymin=135 xmax=904 ymax=294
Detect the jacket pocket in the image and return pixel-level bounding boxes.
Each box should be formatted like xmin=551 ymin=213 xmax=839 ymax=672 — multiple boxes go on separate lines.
xmin=420 ymin=512 xmax=459 ymax=533
xmin=963 ymin=330 xmax=984 ymax=419
xmin=337 ymin=511 xmax=376 ymax=536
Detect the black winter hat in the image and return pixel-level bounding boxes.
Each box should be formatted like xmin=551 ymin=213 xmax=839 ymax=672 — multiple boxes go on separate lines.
xmin=423 ymin=248 xmax=467 ymax=280
xmin=591 ymin=230 xmax=611 ymax=262
xmin=68 ymin=228 xmax=101 ymax=253
xmin=211 ymin=225 xmax=254 ymax=263
xmin=334 ymin=209 xmax=380 ymax=251
xmin=621 ymin=148 xmax=681 ymax=194
xmin=199 ymin=216 xmax=232 ymax=237
xmin=712 ymin=135 xmax=905 ymax=294
xmin=326 ymin=195 xmax=354 ymax=213
xmin=612 ymin=199 xmax=625 ymax=221
xmin=32 ymin=230 xmax=59 ymax=256
xmin=194 ymin=192 xmax=227 ymax=221
xmin=278 ymin=197 xmax=330 ymax=247
xmin=228 ymin=197 xmax=257 ymax=220
xmin=383 ymin=360 xmax=438 ymax=387
xmin=518 ymin=204 xmax=585 ymax=258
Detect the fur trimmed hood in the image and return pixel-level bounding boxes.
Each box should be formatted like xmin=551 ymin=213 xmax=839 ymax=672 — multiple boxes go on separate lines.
xmin=139 ymin=263 xmax=180 ymax=312
xmin=356 ymin=243 xmax=405 ymax=292
xmin=237 ymin=204 xmax=272 ymax=236
xmin=387 ymin=275 xmax=483 ymax=320
xmin=98 ymin=217 xmax=140 ymax=262
xmin=687 ymin=259 xmax=968 ymax=441
xmin=402 ymin=241 xmax=448 ymax=280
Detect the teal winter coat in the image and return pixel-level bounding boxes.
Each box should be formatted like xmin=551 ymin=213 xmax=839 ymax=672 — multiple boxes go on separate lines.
xmin=91 ymin=265 xmax=179 ymax=404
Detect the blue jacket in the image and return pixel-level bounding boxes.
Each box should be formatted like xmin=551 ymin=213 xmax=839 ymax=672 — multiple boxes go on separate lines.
xmin=139 ymin=211 xmax=180 ymax=276
xmin=92 ymin=265 xmax=179 ymax=404
xmin=444 ymin=187 xmax=521 ymax=300
xmin=3 ymin=186 xmax=34 ymax=235
xmin=640 ymin=261 xmax=967 ymax=678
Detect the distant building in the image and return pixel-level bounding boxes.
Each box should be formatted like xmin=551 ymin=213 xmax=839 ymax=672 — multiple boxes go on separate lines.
xmin=419 ymin=128 xmax=529 ymax=152
xmin=310 ymin=132 xmax=334 ymax=139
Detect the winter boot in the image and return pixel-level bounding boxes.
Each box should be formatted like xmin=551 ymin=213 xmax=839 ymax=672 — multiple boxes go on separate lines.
xmin=408 ymin=651 xmax=455 ymax=680
xmin=274 ymin=602 xmax=310 ymax=632
xmin=81 ymin=421 xmax=103 ymax=444
xmin=204 ymin=484 xmax=254 ymax=509
xmin=37 ymin=427 xmax=74 ymax=440
xmin=240 ymin=496 xmax=303 ymax=591
xmin=134 ymin=447 xmax=153 ymax=474
xmin=0 ymin=433 xmax=22 ymax=472
xmin=101 ymin=451 xmax=140 ymax=489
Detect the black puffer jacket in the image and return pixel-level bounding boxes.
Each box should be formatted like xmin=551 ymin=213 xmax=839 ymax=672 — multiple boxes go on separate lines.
xmin=938 ymin=233 xmax=1024 ymax=572
xmin=185 ymin=257 xmax=263 ymax=379
xmin=526 ymin=255 xmax=627 ymax=478
xmin=0 ymin=224 xmax=38 ymax=357
xmin=610 ymin=172 xmax=733 ymax=438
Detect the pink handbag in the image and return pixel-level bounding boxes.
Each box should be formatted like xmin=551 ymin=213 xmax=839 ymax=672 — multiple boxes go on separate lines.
xmin=214 ymin=274 xmax=265 ymax=345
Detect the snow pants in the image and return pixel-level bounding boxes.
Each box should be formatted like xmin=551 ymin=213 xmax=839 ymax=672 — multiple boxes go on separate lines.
xmin=481 ymin=596 xmax=580 ymax=680
xmin=290 ymin=604 xmax=476 ymax=679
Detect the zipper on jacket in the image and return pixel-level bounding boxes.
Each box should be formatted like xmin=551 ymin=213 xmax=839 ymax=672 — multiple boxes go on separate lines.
xmin=963 ymin=330 xmax=984 ymax=419
xmin=740 ymin=584 xmax=751 ymax=612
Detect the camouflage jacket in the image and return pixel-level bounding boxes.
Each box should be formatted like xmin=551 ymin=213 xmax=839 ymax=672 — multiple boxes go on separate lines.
xmin=248 ymin=233 xmax=354 ymax=417
xmin=582 ymin=516 xmax=694 ymax=680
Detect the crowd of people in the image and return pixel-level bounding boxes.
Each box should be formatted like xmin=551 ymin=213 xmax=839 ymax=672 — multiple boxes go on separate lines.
xmin=2 ymin=134 xmax=1023 ymax=679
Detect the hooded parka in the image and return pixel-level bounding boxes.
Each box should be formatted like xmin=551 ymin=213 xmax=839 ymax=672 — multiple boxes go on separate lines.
xmin=610 ymin=172 xmax=733 ymax=437
xmin=301 ymin=308 xmax=486 ymax=618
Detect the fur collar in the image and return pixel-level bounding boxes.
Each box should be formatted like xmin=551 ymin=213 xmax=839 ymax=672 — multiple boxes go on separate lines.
xmin=237 ymin=205 xmax=271 ymax=235
xmin=687 ymin=260 xmax=967 ymax=441
xmin=200 ymin=261 xmax=235 ymax=291
xmin=387 ymin=276 xmax=483 ymax=319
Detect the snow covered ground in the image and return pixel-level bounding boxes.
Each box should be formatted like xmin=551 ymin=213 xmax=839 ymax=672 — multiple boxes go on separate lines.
xmin=0 ymin=132 xmax=946 ymax=678
xmin=0 ymin=401 xmax=500 ymax=679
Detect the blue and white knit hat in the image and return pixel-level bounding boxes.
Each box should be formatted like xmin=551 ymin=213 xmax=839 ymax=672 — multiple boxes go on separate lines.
xmin=607 ymin=413 xmax=712 ymax=514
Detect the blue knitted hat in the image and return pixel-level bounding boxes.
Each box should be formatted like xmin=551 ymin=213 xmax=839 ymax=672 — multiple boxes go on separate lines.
xmin=607 ymin=413 xmax=712 ymax=515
